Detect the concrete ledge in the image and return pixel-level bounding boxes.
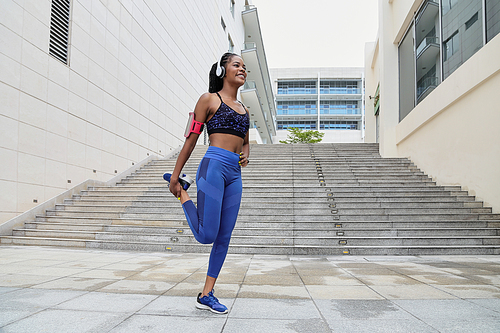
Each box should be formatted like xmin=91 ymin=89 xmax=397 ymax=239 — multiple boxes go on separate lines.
xmin=0 ymin=148 xmax=181 ymax=236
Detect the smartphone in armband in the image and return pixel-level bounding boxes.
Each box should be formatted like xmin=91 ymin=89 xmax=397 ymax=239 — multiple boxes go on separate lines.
xmin=184 ymin=112 xmax=204 ymax=138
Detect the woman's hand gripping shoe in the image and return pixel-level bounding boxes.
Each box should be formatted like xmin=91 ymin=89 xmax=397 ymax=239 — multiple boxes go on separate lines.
xmin=163 ymin=173 xmax=194 ymax=191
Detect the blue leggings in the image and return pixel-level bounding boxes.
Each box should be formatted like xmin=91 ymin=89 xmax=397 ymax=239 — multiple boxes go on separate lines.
xmin=182 ymin=146 xmax=242 ymax=278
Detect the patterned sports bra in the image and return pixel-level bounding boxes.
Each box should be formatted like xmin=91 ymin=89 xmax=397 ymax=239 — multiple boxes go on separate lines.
xmin=206 ymin=92 xmax=250 ymax=139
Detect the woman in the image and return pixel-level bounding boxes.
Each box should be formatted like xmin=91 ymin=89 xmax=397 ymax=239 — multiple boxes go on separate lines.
xmin=164 ymin=52 xmax=250 ymax=314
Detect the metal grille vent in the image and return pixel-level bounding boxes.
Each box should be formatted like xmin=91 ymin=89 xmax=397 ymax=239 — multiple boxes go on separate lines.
xmin=49 ymin=0 xmax=71 ymax=64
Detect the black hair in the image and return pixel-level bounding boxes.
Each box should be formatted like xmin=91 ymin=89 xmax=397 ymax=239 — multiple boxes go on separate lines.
xmin=208 ymin=52 xmax=240 ymax=93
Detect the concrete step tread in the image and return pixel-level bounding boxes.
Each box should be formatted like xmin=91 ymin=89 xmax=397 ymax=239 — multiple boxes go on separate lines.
xmin=23 ymin=222 xmax=500 ymax=232
xmin=2 ymin=236 xmax=499 ymax=250
xmin=12 ymin=229 xmax=500 ymax=240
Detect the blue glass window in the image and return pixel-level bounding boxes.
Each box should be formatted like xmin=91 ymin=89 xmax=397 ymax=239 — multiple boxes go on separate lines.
xmin=320 ymin=121 xmax=359 ymax=130
xmin=277 ymin=101 xmax=317 ymax=115
xmin=277 ymin=81 xmax=317 ymax=94
xmin=320 ymin=80 xmax=360 ymax=94
xmin=277 ymin=121 xmax=317 ymax=130
xmin=320 ymin=101 xmax=360 ymax=114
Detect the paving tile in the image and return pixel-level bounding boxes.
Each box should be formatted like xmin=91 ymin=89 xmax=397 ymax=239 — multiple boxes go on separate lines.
xmin=242 ymin=272 xmax=303 ymax=286
xmin=300 ymin=274 xmax=365 ymax=286
xmin=1 ymin=309 xmax=129 ymax=333
xmin=0 ymin=288 xmax=86 ymax=326
xmin=223 ymin=318 xmax=331 ymax=333
xmin=125 ymin=270 xmax=191 ymax=282
xmin=97 ymin=279 xmax=175 ymax=295
xmin=306 ymin=285 xmax=385 ymax=300
xmin=11 ymin=259 xmax=70 ymax=267
xmin=0 ymin=308 xmax=41 ymax=327
xmin=342 ymin=268 xmax=402 ymax=276
xmin=70 ymin=269 xmax=138 ymax=280
xmin=108 ymin=314 xmax=226 ymax=333
xmin=430 ymin=284 xmax=500 ymax=298
xmin=0 ymin=257 xmax=28 ymax=265
xmin=229 ymin=298 xmax=321 ymax=320
xmin=54 ymin=291 xmax=156 ymax=313
xmin=467 ymin=298 xmax=500 ymax=312
xmin=369 ymin=284 xmax=457 ymax=299
xmin=31 ymin=276 xmax=116 ymax=291
xmin=355 ymin=274 xmax=424 ymax=286
xmin=237 ymin=284 xmax=310 ymax=299
xmin=293 ymin=267 xmax=346 ymax=276
xmin=0 ymin=264 xmax=33 ymax=274
xmin=96 ymin=262 xmax=158 ymax=271
xmin=0 ymin=274 xmax=59 ymax=288
xmin=138 ymin=295 xmax=234 ymax=317
xmin=22 ymin=266 xmax=89 ymax=277
xmin=164 ymin=282 xmax=240 ymax=298
xmin=51 ymin=261 xmax=110 ymax=269
xmin=439 ymin=267 xmax=498 ymax=276
xmin=246 ymin=260 xmax=297 ymax=275
xmin=0 ymin=287 xmax=18 ymax=295
xmin=393 ymin=299 xmax=500 ymax=320
xmin=0 ymin=288 xmax=85 ymax=310
xmin=464 ymin=274 xmax=500 ymax=286
xmin=314 ymin=299 xmax=415 ymax=320
xmin=142 ymin=263 xmax=204 ymax=274
xmin=324 ymin=318 xmax=439 ymax=333
xmin=424 ymin=319 xmax=500 ymax=333
xmin=408 ymin=274 xmax=482 ymax=285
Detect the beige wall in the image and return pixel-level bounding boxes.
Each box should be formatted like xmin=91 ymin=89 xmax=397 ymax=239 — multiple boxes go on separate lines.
xmin=366 ymin=0 xmax=500 ymax=212
xmin=396 ymin=35 xmax=500 ymax=212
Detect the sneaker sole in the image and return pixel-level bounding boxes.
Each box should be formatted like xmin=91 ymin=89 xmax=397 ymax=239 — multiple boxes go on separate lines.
xmin=195 ymin=302 xmax=228 ymax=314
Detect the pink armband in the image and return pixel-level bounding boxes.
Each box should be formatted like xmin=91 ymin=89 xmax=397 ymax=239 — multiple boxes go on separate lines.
xmin=184 ymin=112 xmax=204 ymax=137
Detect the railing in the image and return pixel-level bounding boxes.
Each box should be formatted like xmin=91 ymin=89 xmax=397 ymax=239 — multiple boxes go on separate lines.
xmin=417 ymin=77 xmax=438 ymax=97
xmin=320 ymin=108 xmax=361 ymax=115
xmin=277 ymin=109 xmax=318 ymax=115
xmin=243 ymin=42 xmax=256 ymax=50
xmin=243 ymin=5 xmax=256 ymax=12
xmin=277 ymin=88 xmax=317 ymax=95
xmin=320 ymin=88 xmax=361 ymax=94
xmin=416 ymin=37 xmax=439 ymax=56
xmin=242 ymin=80 xmax=257 ymax=90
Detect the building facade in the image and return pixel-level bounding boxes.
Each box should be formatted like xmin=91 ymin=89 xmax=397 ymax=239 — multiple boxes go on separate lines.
xmin=365 ymin=0 xmax=500 ymax=212
xmin=271 ymin=68 xmax=365 ymax=143
xmin=0 ymin=0 xmax=273 ymax=224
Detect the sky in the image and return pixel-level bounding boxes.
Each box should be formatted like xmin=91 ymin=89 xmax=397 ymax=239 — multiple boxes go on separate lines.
xmin=250 ymin=0 xmax=379 ymax=68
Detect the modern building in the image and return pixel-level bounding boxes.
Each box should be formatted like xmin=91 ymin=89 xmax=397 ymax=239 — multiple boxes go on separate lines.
xmin=271 ymin=68 xmax=365 ymax=143
xmin=0 ymin=0 xmax=274 ymax=224
xmin=365 ymin=0 xmax=500 ymax=212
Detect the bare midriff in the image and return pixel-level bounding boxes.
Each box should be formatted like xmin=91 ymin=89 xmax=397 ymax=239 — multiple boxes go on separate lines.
xmin=208 ymin=133 xmax=244 ymax=153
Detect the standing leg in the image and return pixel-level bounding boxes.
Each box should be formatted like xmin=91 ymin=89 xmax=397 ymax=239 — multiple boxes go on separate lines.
xmin=206 ymin=175 xmax=242 ymax=280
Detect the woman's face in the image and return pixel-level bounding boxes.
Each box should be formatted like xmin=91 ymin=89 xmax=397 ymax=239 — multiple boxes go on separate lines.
xmin=224 ymin=56 xmax=247 ymax=86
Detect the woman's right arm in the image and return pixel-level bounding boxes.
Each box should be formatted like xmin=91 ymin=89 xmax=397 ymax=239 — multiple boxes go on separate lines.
xmin=169 ymin=93 xmax=213 ymax=198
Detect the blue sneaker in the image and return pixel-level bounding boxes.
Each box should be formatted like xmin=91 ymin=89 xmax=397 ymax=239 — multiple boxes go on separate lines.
xmin=163 ymin=173 xmax=194 ymax=191
xmin=196 ymin=290 xmax=228 ymax=314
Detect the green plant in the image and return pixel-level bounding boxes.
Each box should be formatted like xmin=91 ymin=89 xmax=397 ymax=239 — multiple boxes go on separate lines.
xmin=279 ymin=127 xmax=324 ymax=144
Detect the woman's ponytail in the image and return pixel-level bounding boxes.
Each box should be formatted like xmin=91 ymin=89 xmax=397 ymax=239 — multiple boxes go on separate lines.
xmin=208 ymin=52 xmax=240 ymax=93
xmin=209 ymin=62 xmax=223 ymax=93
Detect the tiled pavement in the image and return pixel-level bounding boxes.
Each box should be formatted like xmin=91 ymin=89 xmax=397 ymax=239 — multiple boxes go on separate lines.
xmin=0 ymin=246 xmax=499 ymax=332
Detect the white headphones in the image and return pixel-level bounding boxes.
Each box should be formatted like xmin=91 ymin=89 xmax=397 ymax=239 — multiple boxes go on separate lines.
xmin=216 ymin=61 xmax=225 ymax=78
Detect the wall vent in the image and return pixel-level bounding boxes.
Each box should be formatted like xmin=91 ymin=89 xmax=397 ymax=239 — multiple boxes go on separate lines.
xmin=49 ymin=0 xmax=71 ymax=65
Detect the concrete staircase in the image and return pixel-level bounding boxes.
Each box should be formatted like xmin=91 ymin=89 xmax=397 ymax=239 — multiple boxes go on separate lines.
xmin=2 ymin=143 xmax=499 ymax=255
